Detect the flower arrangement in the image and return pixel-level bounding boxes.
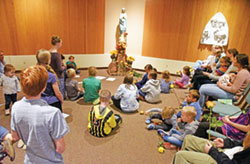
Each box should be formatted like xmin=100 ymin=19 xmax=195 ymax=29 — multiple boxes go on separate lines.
xmin=110 ymin=50 xmax=118 ymax=61
xmin=127 ymin=56 xmax=135 ymax=65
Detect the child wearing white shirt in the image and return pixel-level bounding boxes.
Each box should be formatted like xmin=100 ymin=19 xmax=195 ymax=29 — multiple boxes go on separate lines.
xmin=112 ymin=74 xmax=139 ymax=113
xmin=0 ymin=64 xmax=21 ymax=116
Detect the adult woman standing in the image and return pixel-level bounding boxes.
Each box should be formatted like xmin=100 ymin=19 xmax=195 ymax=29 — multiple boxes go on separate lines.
xmin=49 ymin=36 xmax=65 ymax=99
xmin=199 ymin=54 xmax=250 ymax=108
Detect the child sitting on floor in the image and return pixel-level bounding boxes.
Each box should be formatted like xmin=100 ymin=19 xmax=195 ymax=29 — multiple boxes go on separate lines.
xmin=11 ymin=65 xmax=69 ymax=163
xmin=82 ymin=66 xmax=101 ymax=103
xmin=66 ymin=56 xmax=80 ymax=74
xmin=0 ymin=64 xmax=21 ymax=116
xmin=177 ymin=89 xmax=202 ymax=121
xmin=158 ymin=106 xmax=199 ymax=147
xmin=139 ymin=71 xmax=161 ymax=103
xmin=160 ymin=70 xmax=171 ymax=93
xmin=0 ymin=126 xmax=14 ymax=162
xmin=145 ymin=106 xmax=177 ymax=131
xmin=135 ymin=64 xmax=153 ymax=89
xmin=175 ymin=66 xmax=190 ymax=88
xmin=111 ymin=74 xmax=139 ymax=113
xmin=88 ymin=90 xmax=122 ymax=137
xmin=65 ymin=68 xmax=83 ymax=101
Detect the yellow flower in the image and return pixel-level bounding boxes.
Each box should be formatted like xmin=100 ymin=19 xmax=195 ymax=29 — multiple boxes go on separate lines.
xmin=206 ymin=101 xmax=215 ymax=109
xmin=158 ymin=147 xmax=165 ymax=153
xmin=110 ymin=50 xmax=118 ymax=55
xmin=128 ymin=56 xmax=135 ymax=61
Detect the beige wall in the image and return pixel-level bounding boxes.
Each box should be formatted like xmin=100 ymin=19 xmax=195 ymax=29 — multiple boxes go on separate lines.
xmin=105 ymin=0 xmax=145 ymax=56
xmin=5 ymin=54 xmax=194 ymax=74
xmin=5 ymin=0 xmax=195 ymax=73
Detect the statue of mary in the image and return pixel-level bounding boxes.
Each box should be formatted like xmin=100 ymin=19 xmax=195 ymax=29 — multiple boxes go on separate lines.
xmin=119 ymin=8 xmax=127 ymax=35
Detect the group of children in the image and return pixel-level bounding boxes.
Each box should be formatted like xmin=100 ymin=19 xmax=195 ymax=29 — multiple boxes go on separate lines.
xmin=0 ymin=44 xmax=249 ymax=163
xmin=144 ymin=89 xmax=202 ymax=148
xmin=0 ymin=48 xmax=201 ymax=161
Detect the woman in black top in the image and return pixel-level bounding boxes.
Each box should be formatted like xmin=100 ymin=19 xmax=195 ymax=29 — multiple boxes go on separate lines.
xmin=49 ymin=36 xmax=65 ymax=99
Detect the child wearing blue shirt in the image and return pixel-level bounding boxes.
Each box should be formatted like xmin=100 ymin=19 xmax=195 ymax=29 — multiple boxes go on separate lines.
xmin=177 ymin=89 xmax=202 ymax=121
xmin=135 ymin=64 xmax=153 ymax=89
xmin=11 ymin=65 xmax=69 ymax=164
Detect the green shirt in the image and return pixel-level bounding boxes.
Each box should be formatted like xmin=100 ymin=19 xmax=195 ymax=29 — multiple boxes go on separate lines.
xmin=66 ymin=61 xmax=77 ymax=68
xmin=82 ymin=77 xmax=101 ymax=102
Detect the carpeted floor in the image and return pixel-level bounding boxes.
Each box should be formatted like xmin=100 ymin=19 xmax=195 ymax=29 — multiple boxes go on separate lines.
xmin=0 ymin=69 xmax=188 ymax=164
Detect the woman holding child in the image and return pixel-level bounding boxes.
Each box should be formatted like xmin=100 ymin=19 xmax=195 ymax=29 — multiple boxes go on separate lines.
xmin=204 ymin=48 xmax=239 ymax=82
xmin=199 ymin=54 xmax=250 ymax=108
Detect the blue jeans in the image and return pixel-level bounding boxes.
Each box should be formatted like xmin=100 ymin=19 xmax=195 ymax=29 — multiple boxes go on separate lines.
xmin=59 ymin=77 xmax=65 ymax=99
xmin=139 ymin=90 xmax=146 ymax=98
xmin=198 ymin=84 xmax=235 ymax=108
xmin=163 ymin=129 xmax=183 ymax=147
xmin=193 ymin=60 xmax=203 ymax=70
xmin=4 ymin=94 xmax=17 ymax=110
xmin=0 ymin=126 xmax=9 ymax=141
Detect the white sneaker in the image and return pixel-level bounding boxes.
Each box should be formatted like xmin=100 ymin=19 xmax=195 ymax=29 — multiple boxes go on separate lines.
xmin=5 ymin=109 xmax=10 ymax=116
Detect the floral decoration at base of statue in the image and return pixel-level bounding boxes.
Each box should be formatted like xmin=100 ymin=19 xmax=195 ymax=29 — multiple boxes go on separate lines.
xmin=107 ymin=42 xmax=134 ymax=76
xmin=107 ymin=50 xmax=118 ymax=76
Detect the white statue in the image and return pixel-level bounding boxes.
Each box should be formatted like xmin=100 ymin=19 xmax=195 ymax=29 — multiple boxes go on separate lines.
xmin=119 ymin=8 xmax=127 ymax=35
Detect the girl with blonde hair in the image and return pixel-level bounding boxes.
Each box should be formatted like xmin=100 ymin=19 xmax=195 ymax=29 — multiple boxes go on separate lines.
xmin=36 ymin=49 xmax=63 ymax=111
xmin=160 ymin=70 xmax=171 ymax=93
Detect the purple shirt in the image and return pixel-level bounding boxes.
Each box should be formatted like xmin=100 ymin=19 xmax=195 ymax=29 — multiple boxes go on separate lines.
xmin=221 ymin=107 xmax=250 ymax=140
xmin=177 ymin=74 xmax=189 ymax=85
xmin=41 ymin=71 xmax=59 ymax=104
xmin=160 ymin=79 xmax=171 ymax=93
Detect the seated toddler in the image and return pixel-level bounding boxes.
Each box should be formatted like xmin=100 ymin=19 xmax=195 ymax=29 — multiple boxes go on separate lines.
xmin=145 ymin=106 xmax=177 ymax=131
xmin=158 ymin=106 xmax=199 ymax=147
xmin=139 ymin=71 xmax=161 ymax=103
xmin=65 ymin=68 xmax=83 ymax=101
xmin=160 ymin=70 xmax=172 ymax=93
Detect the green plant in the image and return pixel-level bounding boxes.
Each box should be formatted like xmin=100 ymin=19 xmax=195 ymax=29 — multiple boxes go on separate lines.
xmin=133 ymin=71 xmax=142 ymax=78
